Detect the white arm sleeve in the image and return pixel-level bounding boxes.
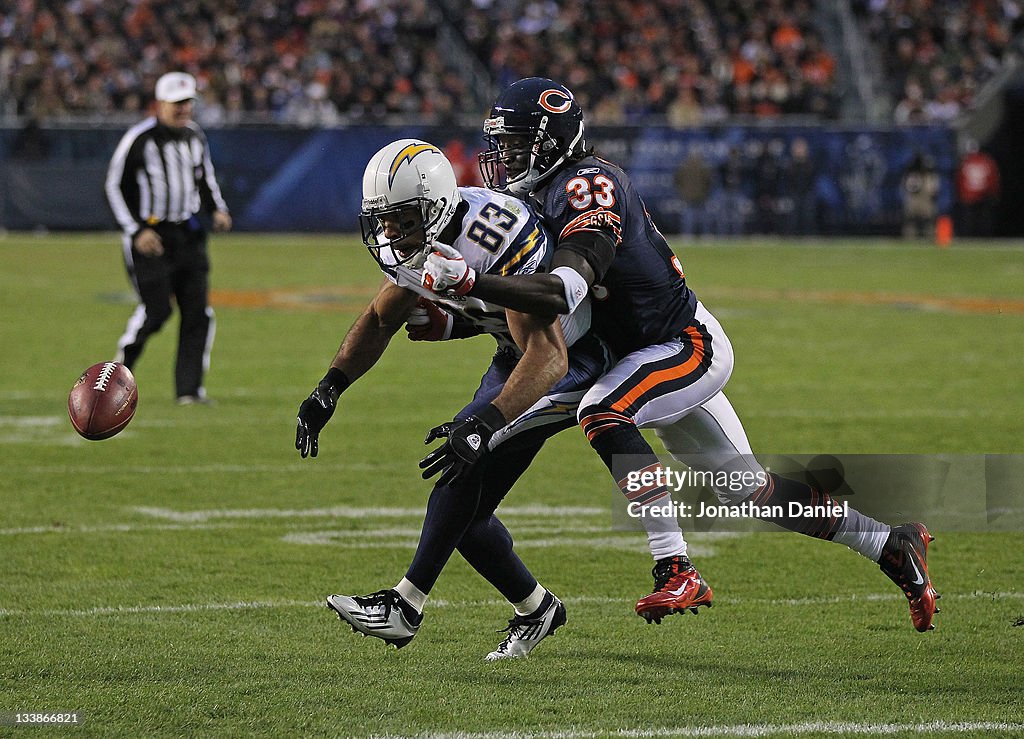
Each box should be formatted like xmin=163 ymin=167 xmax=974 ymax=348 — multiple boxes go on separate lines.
xmin=550 ymin=266 xmax=589 ymax=314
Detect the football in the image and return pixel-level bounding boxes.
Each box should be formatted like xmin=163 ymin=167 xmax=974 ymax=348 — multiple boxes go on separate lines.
xmin=68 ymin=361 xmax=139 ymax=440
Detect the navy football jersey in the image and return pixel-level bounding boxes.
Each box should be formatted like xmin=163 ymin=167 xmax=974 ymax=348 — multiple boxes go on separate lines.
xmin=533 ymin=156 xmax=697 ymax=357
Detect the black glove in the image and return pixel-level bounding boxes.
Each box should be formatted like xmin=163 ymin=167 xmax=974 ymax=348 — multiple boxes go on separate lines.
xmin=423 ymin=421 xmax=454 ymax=445
xmin=295 ymin=367 xmax=350 ymax=459
xmin=419 ymin=403 xmax=506 ymax=487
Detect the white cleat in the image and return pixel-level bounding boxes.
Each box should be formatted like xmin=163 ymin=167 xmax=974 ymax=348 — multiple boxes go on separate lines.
xmin=485 ymin=593 xmax=566 ymax=661
xmin=326 ymin=589 xmax=422 ymax=649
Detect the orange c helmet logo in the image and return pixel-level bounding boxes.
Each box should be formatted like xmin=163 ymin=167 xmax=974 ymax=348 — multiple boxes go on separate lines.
xmin=388 ymin=143 xmax=441 ymax=188
xmin=538 ymin=89 xmax=572 ymax=114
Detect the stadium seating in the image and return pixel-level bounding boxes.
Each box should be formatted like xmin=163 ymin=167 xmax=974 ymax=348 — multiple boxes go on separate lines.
xmin=852 ymin=0 xmax=1024 ymax=125
xmin=3 ymin=0 xmax=1019 ymax=126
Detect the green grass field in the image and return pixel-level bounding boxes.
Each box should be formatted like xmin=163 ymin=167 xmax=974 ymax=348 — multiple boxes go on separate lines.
xmin=1 ymin=233 xmax=1022 ymax=738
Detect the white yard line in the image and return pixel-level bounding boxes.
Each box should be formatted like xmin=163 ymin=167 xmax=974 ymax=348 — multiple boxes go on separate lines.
xmin=747 ymin=408 xmax=978 ymax=419
xmin=0 ymin=522 xmax=617 ymax=537
xmin=15 ymin=462 xmax=388 ymax=474
xmin=277 ymin=532 xmax=660 ymax=554
xmin=0 ymin=388 xmax=308 ymax=402
xmin=1 ymin=591 xmax=1019 ymax=620
xmin=387 ymin=721 xmax=1024 ymax=738
xmin=1 ymin=505 xmax=747 ymax=542
xmin=130 ymin=504 xmax=609 ymax=522
xmin=0 ymin=521 xmax=705 ymax=555
xmin=0 ymin=522 xmax=244 ymax=536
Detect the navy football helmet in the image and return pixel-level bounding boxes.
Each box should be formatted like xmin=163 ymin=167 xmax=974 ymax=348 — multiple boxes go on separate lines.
xmin=479 ymin=77 xmax=586 ymax=196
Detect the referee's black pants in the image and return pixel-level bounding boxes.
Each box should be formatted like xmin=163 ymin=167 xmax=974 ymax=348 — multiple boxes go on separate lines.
xmin=116 ymin=220 xmax=214 ymax=399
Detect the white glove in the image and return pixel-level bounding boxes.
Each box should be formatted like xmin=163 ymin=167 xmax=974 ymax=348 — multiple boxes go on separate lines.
xmin=422 ymin=242 xmax=476 ymax=296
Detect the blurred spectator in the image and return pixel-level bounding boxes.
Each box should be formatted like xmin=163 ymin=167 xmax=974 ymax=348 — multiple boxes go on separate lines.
xmin=842 ymin=134 xmax=886 ymax=223
xmin=674 ymin=148 xmax=714 ymax=237
xmin=893 ymin=79 xmax=928 ymax=125
xmin=699 ymin=79 xmax=730 ymax=124
xmin=713 ymin=145 xmax=751 ymax=236
xmin=10 ymin=117 xmax=51 ymax=160
xmin=955 ymin=138 xmax=1001 ymax=237
xmin=900 ymin=152 xmax=941 ymax=239
xmin=779 ymin=136 xmax=819 ymax=236
xmin=666 ymin=87 xmax=704 ymax=128
xmin=752 ymin=138 xmax=786 ymax=234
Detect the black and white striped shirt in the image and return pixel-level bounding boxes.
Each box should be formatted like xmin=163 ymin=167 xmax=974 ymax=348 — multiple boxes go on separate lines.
xmin=105 ymin=118 xmax=228 ymax=236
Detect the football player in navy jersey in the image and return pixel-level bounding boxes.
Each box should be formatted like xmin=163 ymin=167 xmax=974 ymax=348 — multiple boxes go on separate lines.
xmin=295 ymin=140 xmax=616 ymax=658
xmin=422 ymin=78 xmax=938 ymax=632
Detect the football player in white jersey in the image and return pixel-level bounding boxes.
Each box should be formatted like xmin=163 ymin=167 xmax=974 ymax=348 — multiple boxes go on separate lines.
xmin=295 ymin=140 xmax=611 ymax=659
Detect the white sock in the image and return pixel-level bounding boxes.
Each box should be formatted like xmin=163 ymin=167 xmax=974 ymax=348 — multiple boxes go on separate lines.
xmin=647 ymin=528 xmax=688 ymax=560
xmin=513 ymin=584 xmax=547 ymax=616
xmin=833 ymin=511 xmax=891 ymax=562
xmin=394 ymin=577 xmax=428 ymax=613
xmin=640 ymin=494 xmax=688 ymax=560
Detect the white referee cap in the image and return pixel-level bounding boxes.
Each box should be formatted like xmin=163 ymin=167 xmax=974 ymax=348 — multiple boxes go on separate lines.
xmin=155 ymin=72 xmax=197 ymax=103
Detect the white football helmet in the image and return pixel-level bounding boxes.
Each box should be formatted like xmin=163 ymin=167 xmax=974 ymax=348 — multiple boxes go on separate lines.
xmin=360 ymin=139 xmax=461 ymax=271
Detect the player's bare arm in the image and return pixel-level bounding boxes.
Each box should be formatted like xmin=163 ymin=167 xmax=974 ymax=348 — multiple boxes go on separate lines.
xmin=329 ymin=279 xmax=418 ymax=381
xmin=490 ymin=308 xmax=569 ymax=422
xmin=419 ymin=306 xmax=569 ymax=486
xmin=296 ymin=280 xmax=417 ymax=458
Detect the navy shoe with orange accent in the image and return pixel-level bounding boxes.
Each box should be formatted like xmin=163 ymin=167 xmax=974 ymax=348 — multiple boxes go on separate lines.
xmin=635 ymin=555 xmax=713 ymax=624
xmin=878 ymin=522 xmax=940 ymax=632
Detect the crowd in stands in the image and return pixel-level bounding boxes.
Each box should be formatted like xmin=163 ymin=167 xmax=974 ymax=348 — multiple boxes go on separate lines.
xmin=0 ymin=0 xmax=470 ymax=125
xmin=458 ymin=0 xmax=839 ymax=123
xmin=0 ymin=0 xmax=1020 ymax=126
xmin=854 ymin=0 xmax=1024 ymax=125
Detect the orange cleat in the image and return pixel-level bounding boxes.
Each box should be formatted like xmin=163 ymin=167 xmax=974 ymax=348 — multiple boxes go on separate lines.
xmin=878 ymin=522 xmax=940 ymax=632
xmin=635 ymin=555 xmax=713 ymax=624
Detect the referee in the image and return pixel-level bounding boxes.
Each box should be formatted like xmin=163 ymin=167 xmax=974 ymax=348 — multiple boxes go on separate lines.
xmin=105 ymin=71 xmax=232 ymax=405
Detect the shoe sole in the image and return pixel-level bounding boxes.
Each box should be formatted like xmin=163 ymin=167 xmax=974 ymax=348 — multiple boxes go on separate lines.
xmin=326 ymin=597 xmax=415 ymax=649
xmin=638 ymin=599 xmax=713 ymax=625
xmin=907 ymin=524 xmax=940 ymax=632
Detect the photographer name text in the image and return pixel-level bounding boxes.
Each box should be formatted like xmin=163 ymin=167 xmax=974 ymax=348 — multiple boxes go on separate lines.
xmin=626 ymin=499 xmax=850 ymax=519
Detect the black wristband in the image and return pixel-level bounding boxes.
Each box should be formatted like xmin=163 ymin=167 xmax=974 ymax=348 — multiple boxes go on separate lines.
xmin=476 ymin=402 xmax=507 ymax=432
xmin=320 ymin=367 xmax=351 ymax=400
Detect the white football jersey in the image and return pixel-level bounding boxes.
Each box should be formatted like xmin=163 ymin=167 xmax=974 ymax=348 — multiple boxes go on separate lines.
xmin=379 ymin=186 xmax=591 ymax=352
